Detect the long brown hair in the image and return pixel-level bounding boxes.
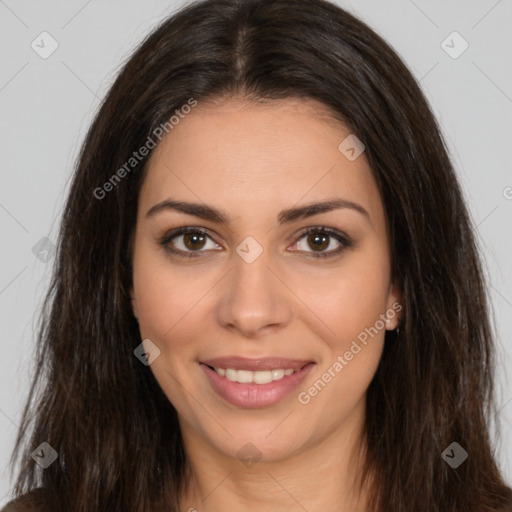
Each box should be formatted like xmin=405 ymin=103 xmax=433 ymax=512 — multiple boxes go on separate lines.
xmin=4 ymin=0 xmax=511 ymax=510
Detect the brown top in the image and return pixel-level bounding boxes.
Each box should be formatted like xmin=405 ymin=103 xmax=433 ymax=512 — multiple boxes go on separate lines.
xmin=1 ymin=488 xmax=52 ymax=512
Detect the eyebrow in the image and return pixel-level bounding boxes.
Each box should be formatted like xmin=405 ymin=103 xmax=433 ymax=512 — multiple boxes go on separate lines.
xmin=146 ymin=198 xmax=370 ymax=224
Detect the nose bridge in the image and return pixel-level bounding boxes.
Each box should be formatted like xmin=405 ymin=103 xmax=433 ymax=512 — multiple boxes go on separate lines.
xmin=232 ymin=244 xmax=274 ymax=300
xmin=216 ymin=238 xmax=291 ymax=336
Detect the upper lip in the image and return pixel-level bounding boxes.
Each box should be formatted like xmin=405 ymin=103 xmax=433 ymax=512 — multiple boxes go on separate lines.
xmin=200 ymin=356 xmax=313 ymax=371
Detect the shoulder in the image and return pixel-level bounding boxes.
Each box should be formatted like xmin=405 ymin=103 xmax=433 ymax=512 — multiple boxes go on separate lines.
xmin=1 ymin=488 xmax=53 ymax=512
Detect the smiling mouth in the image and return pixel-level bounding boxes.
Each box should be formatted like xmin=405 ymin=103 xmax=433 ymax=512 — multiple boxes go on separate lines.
xmin=200 ymin=360 xmax=315 ymax=408
xmin=203 ymin=365 xmax=306 ymax=385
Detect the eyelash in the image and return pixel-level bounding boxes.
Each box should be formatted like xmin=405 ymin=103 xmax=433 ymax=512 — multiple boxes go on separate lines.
xmin=158 ymin=226 xmax=352 ymax=260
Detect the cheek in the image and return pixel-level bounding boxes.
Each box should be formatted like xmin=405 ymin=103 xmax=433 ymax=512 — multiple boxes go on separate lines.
xmin=295 ymin=282 xmax=389 ymax=428
xmin=304 ymin=249 xmax=390 ymax=344
xmin=131 ymin=252 xmax=205 ymax=408
xmin=301 ymin=248 xmax=390 ymax=387
xmin=132 ymin=244 xmax=193 ymax=346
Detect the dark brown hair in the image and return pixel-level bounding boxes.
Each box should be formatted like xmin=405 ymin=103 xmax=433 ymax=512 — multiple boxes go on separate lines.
xmin=3 ymin=0 xmax=511 ymax=511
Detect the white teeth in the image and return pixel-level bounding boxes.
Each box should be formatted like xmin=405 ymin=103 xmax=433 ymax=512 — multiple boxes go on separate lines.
xmin=237 ymin=370 xmax=253 ymax=383
xmin=225 ymin=368 xmax=237 ymax=381
xmin=271 ymin=369 xmax=284 ymax=381
xmin=214 ymin=367 xmax=299 ymax=384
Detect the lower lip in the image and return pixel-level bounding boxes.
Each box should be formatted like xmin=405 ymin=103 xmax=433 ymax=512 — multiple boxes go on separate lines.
xmin=200 ymin=363 xmax=315 ymax=408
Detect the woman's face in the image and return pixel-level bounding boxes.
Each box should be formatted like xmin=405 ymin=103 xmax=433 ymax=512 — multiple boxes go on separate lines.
xmin=130 ymin=97 xmax=401 ymax=464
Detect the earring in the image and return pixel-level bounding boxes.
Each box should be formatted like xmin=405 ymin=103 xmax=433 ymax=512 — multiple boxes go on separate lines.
xmin=396 ymin=326 xmax=400 ymax=336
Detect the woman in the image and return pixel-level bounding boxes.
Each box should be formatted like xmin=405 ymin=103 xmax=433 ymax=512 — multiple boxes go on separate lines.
xmin=3 ymin=0 xmax=511 ymax=510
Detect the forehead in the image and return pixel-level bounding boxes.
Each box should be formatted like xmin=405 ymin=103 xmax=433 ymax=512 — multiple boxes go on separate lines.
xmin=139 ymin=97 xmax=384 ymax=228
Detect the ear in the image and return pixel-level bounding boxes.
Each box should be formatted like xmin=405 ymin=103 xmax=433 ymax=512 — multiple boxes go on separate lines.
xmin=130 ymin=288 xmax=138 ymax=320
xmin=385 ymin=280 xmax=402 ymax=331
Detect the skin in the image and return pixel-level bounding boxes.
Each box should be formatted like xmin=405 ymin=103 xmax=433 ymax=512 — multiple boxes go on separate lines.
xmin=130 ymin=97 xmax=402 ymax=512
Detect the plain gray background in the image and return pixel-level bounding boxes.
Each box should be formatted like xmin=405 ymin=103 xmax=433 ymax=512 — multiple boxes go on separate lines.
xmin=1 ymin=0 xmax=511 ymax=504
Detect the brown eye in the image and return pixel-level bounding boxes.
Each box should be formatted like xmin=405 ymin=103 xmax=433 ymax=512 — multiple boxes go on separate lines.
xmin=159 ymin=227 xmax=221 ymax=258
xmin=290 ymin=227 xmax=352 ymax=259
xmin=306 ymin=232 xmax=330 ymax=252
xmin=183 ymin=232 xmax=207 ymax=251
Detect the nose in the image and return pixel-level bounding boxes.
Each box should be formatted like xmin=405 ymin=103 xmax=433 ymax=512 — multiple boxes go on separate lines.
xmin=216 ymin=245 xmax=292 ymax=338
